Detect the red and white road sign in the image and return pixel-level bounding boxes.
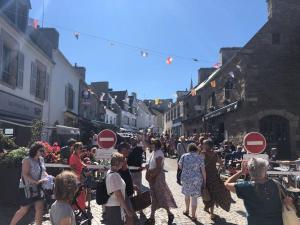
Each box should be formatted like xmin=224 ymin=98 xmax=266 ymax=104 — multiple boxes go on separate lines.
xmin=243 ymin=132 xmax=267 ymax=154
xmin=97 ymin=129 xmax=117 ymax=149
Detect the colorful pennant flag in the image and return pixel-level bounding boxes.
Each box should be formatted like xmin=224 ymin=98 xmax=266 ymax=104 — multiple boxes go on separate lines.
xmin=236 ymin=64 xmax=242 ymax=72
xmin=229 ymin=71 xmax=235 ymax=78
xmin=210 ymin=80 xmax=216 ymax=88
xmin=141 ymin=51 xmax=149 ymax=58
xmin=28 ymin=18 xmax=39 ymax=29
xmin=179 ymin=101 xmax=183 ymax=106
xmin=74 ymin=32 xmax=80 ymax=40
xmin=191 ymin=89 xmax=196 ymax=96
xmin=168 ymin=102 xmax=172 ymax=108
xmin=155 ymin=98 xmax=160 ymax=105
xmin=213 ymin=62 xmax=221 ymax=69
xmin=166 ymin=57 xmax=173 ymax=65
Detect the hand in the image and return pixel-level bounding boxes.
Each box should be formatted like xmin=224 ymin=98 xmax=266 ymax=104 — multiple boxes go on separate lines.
xmin=241 ymin=161 xmax=248 ymax=175
xmin=284 ymin=196 xmax=295 ymax=210
xmin=125 ymin=209 xmax=133 ymax=218
xmin=133 ymin=185 xmax=140 ymax=193
xmin=37 ymin=178 xmax=47 ymax=185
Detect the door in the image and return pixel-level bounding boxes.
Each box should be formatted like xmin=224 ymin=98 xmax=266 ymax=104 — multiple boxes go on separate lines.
xmin=259 ymin=115 xmax=291 ymax=159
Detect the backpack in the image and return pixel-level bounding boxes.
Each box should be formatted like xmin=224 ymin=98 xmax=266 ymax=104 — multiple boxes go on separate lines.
xmin=96 ymin=172 xmax=114 ymax=205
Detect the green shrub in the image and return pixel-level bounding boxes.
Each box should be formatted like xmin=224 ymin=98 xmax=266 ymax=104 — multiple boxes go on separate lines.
xmin=0 ymin=132 xmax=18 ymax=150
xmin=0 ymin=147 xmax=29 ymax=166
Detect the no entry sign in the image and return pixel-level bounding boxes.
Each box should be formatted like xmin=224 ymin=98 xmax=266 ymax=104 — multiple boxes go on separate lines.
xmin=243 ymin=132 xmax=267 ymax=154
xmin=97 ymin=129 xmax=117 ymax=149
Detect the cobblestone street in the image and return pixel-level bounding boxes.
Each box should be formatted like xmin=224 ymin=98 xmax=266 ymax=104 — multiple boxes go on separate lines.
xmin=0 ymin=157 xmax=247 ymax=225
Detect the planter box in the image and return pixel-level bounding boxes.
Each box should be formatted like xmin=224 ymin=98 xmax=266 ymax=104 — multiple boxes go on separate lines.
xmin=0 ymin=164 xmax=21 ymax=205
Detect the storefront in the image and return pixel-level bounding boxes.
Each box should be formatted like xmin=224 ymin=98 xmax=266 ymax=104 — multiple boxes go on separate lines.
xmin=0 ymin=91 xmax=43 ymax=146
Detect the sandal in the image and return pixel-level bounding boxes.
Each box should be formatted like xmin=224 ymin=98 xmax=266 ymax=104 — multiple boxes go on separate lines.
xmin=191 ymin=217 xmax=197 ymax=222
xmin=144 ymin=218 xmax=155 ymax=225
xmin=183 ymin=211 xmax=189 ymax=216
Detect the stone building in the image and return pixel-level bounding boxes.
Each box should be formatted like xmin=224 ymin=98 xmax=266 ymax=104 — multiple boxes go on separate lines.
xmin=186 ymin=0 xmax=300 ymax=159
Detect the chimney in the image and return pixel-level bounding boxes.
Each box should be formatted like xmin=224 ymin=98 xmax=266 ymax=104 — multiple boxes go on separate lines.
xmin=267 ymin=0 xmax=300 ymax=20
xmin=219 ymin=47 xmax=241 ymax=65
xmin=30 ymin=28 xmax=59 ymax=58
xmin=91 ymin=82 xmax=109 ymax=95
xmin=74 ymin=65 xmax=86 ymax=81
xmin=198 ymin=68 xmax=217 ymax=84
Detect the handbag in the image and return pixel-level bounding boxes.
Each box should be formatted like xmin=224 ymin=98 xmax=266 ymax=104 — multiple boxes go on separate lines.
xmin=202 ymin=187 xmax=211 ymax=202
xmin=274 ymin=180 xmax=300 ymax=225
xmin=177 ymin=155 xmax=185 ymax=185
xmin=130 ymin=191 xmax=151 ymax=212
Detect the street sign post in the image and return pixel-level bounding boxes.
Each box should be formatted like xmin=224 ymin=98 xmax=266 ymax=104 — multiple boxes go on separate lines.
xmin=243 ymin=132 xmax=266 ymax=154
xmin=96 ymin=129 xmax=118 ymax=160
xmin=97 ymin=129 xmax=117 ymax=149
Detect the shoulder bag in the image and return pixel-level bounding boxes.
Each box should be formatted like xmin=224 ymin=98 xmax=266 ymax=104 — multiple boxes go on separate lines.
xmin=274 ymin=180 xmax=300 ymax=225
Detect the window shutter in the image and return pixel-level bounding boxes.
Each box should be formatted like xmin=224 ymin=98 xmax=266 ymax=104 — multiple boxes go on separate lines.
xmin=40 ymin=72 xmax=46 ymax=100
xmin=30 ymin=62 xmax=37 ymax=96
xmin=0 ymin=38 xmax=3 ymax=79
xmin=65 ymin=85 xmax=68 ymax=107
xmin=45 ymin=73 xmax=50 ymax=101
xmin=17 ymin=52 xmax=24 ymax=89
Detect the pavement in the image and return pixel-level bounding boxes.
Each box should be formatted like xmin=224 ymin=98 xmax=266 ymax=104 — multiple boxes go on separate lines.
xmin=0 ymin=157 xmax=247 ymax=225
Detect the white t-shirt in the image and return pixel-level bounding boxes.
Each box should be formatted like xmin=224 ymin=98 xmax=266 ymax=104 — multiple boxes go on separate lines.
xmin=105 ymin=171 xmax=126 ymax=207
xmin=149 ymin=149 xmax=165 ymax=170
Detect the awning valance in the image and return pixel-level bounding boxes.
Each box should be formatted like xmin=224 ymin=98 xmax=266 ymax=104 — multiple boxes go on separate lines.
xmin=204 ymin=101 xmax=239 ymax=120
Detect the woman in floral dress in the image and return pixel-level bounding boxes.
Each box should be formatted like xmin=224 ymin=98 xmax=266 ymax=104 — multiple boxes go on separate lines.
xmin=202 ymin=139 xmax=232 ymax=220
xmin=179 ymin=143 xmax=206 ymax=221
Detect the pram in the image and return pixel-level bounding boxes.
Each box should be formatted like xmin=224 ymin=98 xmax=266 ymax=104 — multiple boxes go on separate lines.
xmin=72 ymin=184 xmax=93 ymax=225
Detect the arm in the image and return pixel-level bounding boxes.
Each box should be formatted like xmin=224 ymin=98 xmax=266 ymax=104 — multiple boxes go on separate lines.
xmin=224 ymin=170 xmax=244 ymax=193
xmin=59 ymin=217 xmax=72 ymax=225
xmin=115 ymin=190 xmax=132 ymax=217
xmin=201 ymin=165 xmax=206 ymax=186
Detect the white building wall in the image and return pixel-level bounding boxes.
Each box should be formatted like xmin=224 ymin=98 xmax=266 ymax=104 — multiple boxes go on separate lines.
xmin=0 ymin=17 xmax=54 ymax=125
xmin=105 ymin=108 xmax=117 ymax=125
xmin=49 ymin=50 xmax=80 ymax=126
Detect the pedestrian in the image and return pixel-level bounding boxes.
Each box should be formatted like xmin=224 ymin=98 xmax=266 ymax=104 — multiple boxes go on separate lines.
xmin=128 ymin=137 xmax=144 ymax=191
xmin=69 ymin=142 xmax=86 ymax=210
xmin=50 ymin=171 xmax=77 ymax=225
xmin=117 ymin=142 xmax=136 ymax=225
xmin=145 ymin=139 xmax=177 ymax=225
xmin=201 ymin=139 xmax=232 ymax=220
xmin=179 ymin=143 xmax=206 ymax=221
xmin=176 ymin=136 xmax=186 ymax=185
xmin=225 ymin=158 xmax=295 ymax=225
xmin=60 ymin=138 xmax=76 ymax=164
xmin=106 ymin=152 xmax=133 ymax=225
xmin=10 ymin=143 xmax=48 ymax=225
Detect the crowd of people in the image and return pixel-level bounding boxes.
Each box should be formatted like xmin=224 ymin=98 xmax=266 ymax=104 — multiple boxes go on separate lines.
xmin=7 ymin=131 xmax=300 ymax=225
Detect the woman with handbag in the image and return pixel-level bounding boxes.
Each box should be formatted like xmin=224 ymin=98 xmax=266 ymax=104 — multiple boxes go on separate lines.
xmin=10 ymin=143 xmax=48 ymax=225
xmin=201 ymin=139 xmax=232 ymax=220
xmin=225 ymin=157 xmax=297 ymax=225
xmin=178 ymin=143 xmax=206 ymax=222
xmin=145 ymin=139 xmax=177 ymax=225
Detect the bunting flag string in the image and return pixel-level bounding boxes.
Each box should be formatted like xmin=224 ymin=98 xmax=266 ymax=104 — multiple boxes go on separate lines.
xmin=213 ymin=62 xmax=221 ymax=69
xmin=166 ymin=57 xmax=173 ymax=65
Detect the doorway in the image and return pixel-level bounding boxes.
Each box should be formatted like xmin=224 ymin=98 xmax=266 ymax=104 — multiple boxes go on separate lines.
xmin=259 ymin=115 xmax=291 ymax=159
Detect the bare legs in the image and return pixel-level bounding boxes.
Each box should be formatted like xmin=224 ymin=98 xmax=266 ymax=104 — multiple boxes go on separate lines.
xmin=184 ymin=196 xmax=198 ymax=219
xmin=9 ymin=200 xmax=44 ymax=225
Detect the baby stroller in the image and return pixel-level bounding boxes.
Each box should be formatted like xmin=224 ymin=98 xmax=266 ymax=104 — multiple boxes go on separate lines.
xmin=72 ymin=184 xmax=93 ymax=225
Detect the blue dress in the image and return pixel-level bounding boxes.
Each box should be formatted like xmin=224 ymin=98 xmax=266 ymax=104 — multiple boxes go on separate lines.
xmin=179 ymin=152 xmax=204 ymax=197
xmin=235 ymin=180 xmax=283 ymax=225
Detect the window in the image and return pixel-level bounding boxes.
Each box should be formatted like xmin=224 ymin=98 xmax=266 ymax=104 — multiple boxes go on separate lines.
xmin=0 ymin=30 xmax=23 ymax=88
xmin=31 ymin=61 xmax=49 ymax=101
xmin=272 ymin=33 xmax=280 ymax=45
xmin=198 ymin=95 xmax=201 ymax=105
xmin=65 ymin=83 xmax=74 ymax=110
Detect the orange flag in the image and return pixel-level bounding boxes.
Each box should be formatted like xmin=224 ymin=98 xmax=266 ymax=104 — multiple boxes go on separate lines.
xmin=210 ymin=80 xmax=216 ymax=88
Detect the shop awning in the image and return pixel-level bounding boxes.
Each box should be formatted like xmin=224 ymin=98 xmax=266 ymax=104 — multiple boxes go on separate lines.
xmin=203 ymin=101 xmax=239 ymax=120
xmin=56 ymin=125 xmax=80 ymax=135
xmin=0 ymin=115 xmax=32 ymax=128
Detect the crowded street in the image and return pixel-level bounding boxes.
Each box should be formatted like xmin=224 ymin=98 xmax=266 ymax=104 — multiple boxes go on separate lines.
xmin=0 ymin=155 xmax=247 ymax=225
xmin=1 ymin=0 xmax=300 ymax=225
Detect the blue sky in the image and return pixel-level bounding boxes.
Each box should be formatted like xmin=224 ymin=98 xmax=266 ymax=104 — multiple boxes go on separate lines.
xmin=29 ymin=0 xmax=267 ymax=100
